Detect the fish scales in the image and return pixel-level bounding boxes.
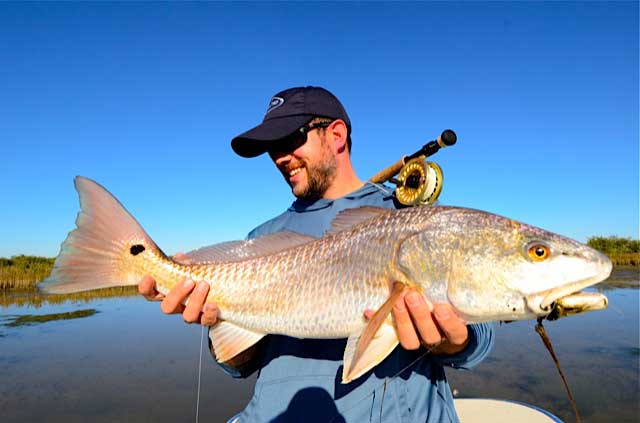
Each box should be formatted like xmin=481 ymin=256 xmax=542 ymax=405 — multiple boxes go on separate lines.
xmin=40 ymin=177 xmax=612 ymax=383
xmin=183 ymin=212 xmax=416 ymax=338
xmin=118 ymin=207 xmax=429 ymax=338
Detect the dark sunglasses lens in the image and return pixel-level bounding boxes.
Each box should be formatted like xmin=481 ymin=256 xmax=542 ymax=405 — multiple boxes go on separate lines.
xmin=270 ymin=133 xmax=306 ymax=154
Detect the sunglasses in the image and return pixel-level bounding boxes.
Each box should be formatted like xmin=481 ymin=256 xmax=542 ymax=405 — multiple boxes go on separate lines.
xmin=268 ymin=121 xmax=333 ymax=155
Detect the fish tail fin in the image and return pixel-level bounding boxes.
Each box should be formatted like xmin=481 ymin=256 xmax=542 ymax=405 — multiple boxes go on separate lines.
xmin=39 ymin=176 xmax=163 ymax=294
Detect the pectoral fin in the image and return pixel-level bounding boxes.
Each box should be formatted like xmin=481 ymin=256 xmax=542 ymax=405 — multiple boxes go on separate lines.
xmin=209 ymin=322 xmax=266 ymax=362
xmin=342 ymin=282 xmax=406 ymax=383
xmin=343 ymin=318 xmax=398 ymax=384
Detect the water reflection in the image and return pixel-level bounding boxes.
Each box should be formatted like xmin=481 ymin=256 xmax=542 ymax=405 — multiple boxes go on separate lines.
xmin=0 ymin=268 xmax=637 ymax=423
xmin=0 ymin=285 xmax=138 ymax=308
xmin=3 ymin=309 xmax=97 ymax=327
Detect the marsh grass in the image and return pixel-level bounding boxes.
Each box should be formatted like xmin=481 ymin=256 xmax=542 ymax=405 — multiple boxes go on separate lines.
xmin=587 ymin=236 xmax=639 ymax=253
xmin=587 ymin=236 xmax=639 ymax=267
xmin=0 ymin=255 xmax=138 ymax=307
xmin=607 ymin=253 xmax=640 ymax=267
xmin=0 ymin=286 xmax=139 ymax=308
xmin=0 ymin=255 xmax=54 ymax=290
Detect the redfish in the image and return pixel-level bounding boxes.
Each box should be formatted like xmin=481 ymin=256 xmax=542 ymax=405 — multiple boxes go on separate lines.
xmin=39 ymin=177 xmax=611 ymax=383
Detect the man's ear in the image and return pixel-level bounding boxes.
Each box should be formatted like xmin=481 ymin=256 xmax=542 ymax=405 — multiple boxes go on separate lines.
xmin=329 ymin=119 xmax=348 ymax=153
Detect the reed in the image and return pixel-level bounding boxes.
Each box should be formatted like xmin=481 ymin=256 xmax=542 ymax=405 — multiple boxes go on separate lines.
xmin=587 ymin=236 xmax=640 ymax=267
xmin=0 ymin=254 xmax=138 ymax=303
xmin=0 ymin=255 xmax=141 ymax=307
xmin=607 ymin=253 xmax=639 ymax=267
xmin=0 ymin=255 xmax=55 ymax=290
xmin=0 ymin=286 xmax=139 ymax=308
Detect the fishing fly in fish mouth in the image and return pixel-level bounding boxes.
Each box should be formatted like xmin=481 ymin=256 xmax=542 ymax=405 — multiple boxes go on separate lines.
xmin=39 ymin=87 xmax=612 ymax=423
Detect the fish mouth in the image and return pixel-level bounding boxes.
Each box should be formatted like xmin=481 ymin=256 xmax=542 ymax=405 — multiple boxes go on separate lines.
xmin=545 ymin=291 xmax=609 ymax=321
xmin=526 ymin=260 xmax=612 ymax=315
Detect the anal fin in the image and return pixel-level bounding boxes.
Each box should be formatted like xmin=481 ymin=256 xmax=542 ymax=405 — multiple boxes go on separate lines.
xmin=209 ymin=322 xmax=266 ymax=362
xmin=342 ymin=282 xmax=406 ymax=383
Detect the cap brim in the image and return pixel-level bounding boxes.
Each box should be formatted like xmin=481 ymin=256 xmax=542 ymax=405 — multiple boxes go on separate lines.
xmin=231 ymin=115 xmax=313 ymax=158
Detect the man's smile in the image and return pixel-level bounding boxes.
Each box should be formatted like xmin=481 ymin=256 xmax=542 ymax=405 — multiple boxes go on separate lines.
xmin=289 ymin=167 xmax=303 ymax=177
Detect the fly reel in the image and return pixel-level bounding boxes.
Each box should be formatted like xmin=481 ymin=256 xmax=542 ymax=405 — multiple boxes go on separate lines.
xmin=369 ymin=129 xmax=456 ymax=207
xmin=395 ymin=158 xmax=443 ymax=206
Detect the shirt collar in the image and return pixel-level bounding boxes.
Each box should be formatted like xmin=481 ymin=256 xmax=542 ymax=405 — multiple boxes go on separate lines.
xmin=288 ymin=182 xmax=392 ymax=212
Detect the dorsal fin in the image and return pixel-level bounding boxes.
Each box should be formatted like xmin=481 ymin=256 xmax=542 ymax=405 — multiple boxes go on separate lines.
xmin=326 ymin=206 xmax=393 ymax=236
xmin=185 ymin=231 xmax=317 ymax=263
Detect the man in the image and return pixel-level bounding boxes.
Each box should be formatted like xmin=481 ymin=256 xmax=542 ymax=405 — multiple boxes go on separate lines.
xmin=139 ymin=86 xmax=494 ymax=422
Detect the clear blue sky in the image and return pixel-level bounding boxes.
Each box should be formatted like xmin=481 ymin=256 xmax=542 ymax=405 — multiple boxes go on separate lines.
xmin=1 ymin=2 xmax=638 ymax=258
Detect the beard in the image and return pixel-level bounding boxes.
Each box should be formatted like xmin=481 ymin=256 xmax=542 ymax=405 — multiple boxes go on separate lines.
xmin=298 ymin=157 xmax=337 ymax=201
xmin=289 ymin=135 xmax=338 ymax=201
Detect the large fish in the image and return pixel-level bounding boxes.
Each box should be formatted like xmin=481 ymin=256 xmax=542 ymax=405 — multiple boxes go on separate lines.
xmin=39 ymin=177 xmax=612 ymax=383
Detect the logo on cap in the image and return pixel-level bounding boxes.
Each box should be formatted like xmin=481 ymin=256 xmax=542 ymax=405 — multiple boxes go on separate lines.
xmin=266 ymin=96 xmax=285 ymax=115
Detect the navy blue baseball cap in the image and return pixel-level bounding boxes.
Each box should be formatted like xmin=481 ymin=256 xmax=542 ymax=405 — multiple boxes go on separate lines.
xmin=231 ymin=86 xmax=351 ymax=158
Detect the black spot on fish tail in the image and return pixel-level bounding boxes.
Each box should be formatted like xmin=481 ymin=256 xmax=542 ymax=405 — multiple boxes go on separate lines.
xmin=130 ymin=244 xmax=145 ymax=256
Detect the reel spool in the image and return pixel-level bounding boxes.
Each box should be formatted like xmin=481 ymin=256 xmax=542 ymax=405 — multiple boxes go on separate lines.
xmin=395 ymin=157 xmax=443 ymax=206
xmin=368 ymin=129 xmax=455 ymax=207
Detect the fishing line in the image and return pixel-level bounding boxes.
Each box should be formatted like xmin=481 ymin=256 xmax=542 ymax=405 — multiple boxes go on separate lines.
xmin=365 ymin=180 xmax=393 ymax=195
xmin=535 ymin=318 xmax=582 ymax=423
xmin=195 ymin=324 xmax=205 ymax=423
xmin=378 ymin=379 xmax=387 ymax=422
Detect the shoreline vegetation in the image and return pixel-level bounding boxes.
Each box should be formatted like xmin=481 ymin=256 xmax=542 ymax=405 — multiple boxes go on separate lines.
xmin=586 ymin=236 xmax=639 ymax=267
xmin=0 ymin=255 xmax=139 ymax=307
xmin=0 ymin=236 xmax=637 ymax=303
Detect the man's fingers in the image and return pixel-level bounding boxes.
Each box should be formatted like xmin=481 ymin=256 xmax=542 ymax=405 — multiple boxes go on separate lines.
xmin=433 ymin=304 xmax=469 ymax=348
xmin=160 ymin=279 xmax=194 ymax=314
xmin=405 ymin=291 xmax=443 ymax=347
xmin=151 ymin=276 xmax=218 ymax=326
xmin=182 ymin=282 xmax=210 ymax=323
xmin=201 ymin=303 xmax=219 ymax=326
xmin=138 ymin=275 xmax=164 ymax=301
xmin=391 ymin=291 xmax=470 ymax=354
xmin=393 ymin=292 xmax=421 ymax=350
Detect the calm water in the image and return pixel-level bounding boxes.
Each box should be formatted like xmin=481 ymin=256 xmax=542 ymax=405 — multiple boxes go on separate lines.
xmin=1 ymin=268 xmax=638 ymax=423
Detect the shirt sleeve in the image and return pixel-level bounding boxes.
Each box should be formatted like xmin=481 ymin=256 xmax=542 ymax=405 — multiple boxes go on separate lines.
xmin=431 ymin=322 xmax=495 ymax=370
xmin=216 ymin=360 xmax=258 ymax=379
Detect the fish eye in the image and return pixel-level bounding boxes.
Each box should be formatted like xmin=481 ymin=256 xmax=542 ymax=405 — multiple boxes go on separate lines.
xmin=525 ymin=242 xmax=551 ymax=262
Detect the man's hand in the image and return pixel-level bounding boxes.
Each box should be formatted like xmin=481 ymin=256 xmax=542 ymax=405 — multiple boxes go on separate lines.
xmin=137 ymin=253 xmax=219 ymax=326
xmin=365 ymin=290 xmax=470 ymax=355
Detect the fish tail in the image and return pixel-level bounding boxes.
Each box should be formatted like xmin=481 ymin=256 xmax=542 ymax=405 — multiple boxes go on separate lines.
xmin=39 ymin=176 xmax=163 ymax=294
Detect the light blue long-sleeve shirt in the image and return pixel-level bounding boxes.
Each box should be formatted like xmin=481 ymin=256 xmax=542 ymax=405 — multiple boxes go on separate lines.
xmin=222 ymin=183 xmax=495 ymax=423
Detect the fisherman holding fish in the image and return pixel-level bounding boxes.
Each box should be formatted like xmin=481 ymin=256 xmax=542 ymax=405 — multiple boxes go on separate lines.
xmin=40 ymin=86 xmax=609 ymax=420
xmin=139 ymin=86 xmax=495 ymax=422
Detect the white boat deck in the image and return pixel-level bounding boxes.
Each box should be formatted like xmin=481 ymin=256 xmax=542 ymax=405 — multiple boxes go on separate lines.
xmin=455 ymin=399 xmax=565 ymax=423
